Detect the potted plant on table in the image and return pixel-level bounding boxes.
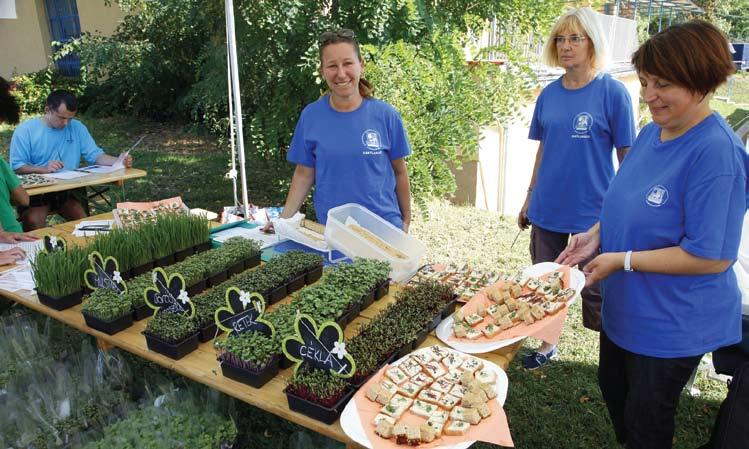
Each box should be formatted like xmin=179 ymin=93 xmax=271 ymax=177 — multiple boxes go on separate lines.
xmin=31 ymin=244 xmax=88 ymax=310
xmin=81 ymin=288 xmax=133 ymax=335
xmin=285 ymin=369 xmax=354 ymax=424
xmin=216 ymin=331 xmax=280 ymax=388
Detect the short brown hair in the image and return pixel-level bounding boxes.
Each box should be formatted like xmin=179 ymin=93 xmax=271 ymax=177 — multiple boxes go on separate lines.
xmin=318 ymin=28 xmax=374 ymax=98
xmin=632 ymin=20 xmax=735 ymax=96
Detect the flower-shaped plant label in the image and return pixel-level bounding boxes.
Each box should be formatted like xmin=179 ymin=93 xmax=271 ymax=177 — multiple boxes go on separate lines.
xmin=214 ymin=288 xmax=275 ymax=338
xmin=144 ymin=267 xmax=195 ymax=318
xmin=282 ymin=314 xmax=356 ymax=378
xmin=43 ymin=235 xmax=66 ymax=253
xmin=84 ymin=251 xmax=127 ymax=295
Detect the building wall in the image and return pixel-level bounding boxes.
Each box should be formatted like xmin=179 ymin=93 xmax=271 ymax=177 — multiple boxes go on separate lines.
xmin=0 ymin=0 xmax=127 ymax=79
xmin=450 ymin=71 xmax=641 ymax=217
xmin=0 ymin=0 xmax=51 ymax=79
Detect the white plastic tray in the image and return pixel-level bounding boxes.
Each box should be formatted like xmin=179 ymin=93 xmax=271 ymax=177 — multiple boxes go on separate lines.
xmin=340 ymin=346 xmax=508 ymax=449
xmin=325 ymin=203 xmax=425 ymax=282
xmin=435 ymin=262 xmax=585 ymax=354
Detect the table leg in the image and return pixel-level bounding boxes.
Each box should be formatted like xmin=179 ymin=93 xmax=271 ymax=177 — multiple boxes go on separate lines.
xmin=97 ymin=338 xmax=115 ymax=351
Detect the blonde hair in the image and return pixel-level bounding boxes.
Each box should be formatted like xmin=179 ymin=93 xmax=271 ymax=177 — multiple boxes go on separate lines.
xmin=541 ymin=7 xmax=609 ymax=70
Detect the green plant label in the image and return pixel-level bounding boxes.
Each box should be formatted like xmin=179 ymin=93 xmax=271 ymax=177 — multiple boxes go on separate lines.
xmin=43 ymin=235 xmax=66 ymax=253
xmin=144 ymin=268 xmax=195 ymax=318
xmin=84 ymin=251 xmax=127 ymax=295
xmin=282 ymin=314 xmax=356 ymax=379
xmin=215 ymin=288 xmax=275 ymax=337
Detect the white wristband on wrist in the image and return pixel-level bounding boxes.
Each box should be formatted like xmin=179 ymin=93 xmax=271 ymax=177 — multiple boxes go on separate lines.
xmin=624 ymin=250 xmax=634 ymax=272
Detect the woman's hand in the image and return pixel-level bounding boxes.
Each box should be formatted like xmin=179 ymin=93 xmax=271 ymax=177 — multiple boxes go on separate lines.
xmin=517 ymin=198 xmax=531 ymax=230
xmin=402 ymin=219 xmax=410 ymax=233
xmin=555 ymin=229 xmax=600 ymax=267
xmin=582 ymin=252 xmax=624 ymax=285
xmin=0 ymin=231 xmax=38 ymax=244
xmin=0 ymin=248 xmax=26 ymax=265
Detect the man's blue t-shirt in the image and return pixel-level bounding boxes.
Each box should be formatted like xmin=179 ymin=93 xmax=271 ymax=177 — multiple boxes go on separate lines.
xmin=10 ymin=118 xmax=104 ymax=171
xmin=600 ymin=113 xmax=748 ymax=358
xmin=528 ymin=73 xmax=635 ymax=234
xmin=287 ymin=96 xmax=411 ymax=228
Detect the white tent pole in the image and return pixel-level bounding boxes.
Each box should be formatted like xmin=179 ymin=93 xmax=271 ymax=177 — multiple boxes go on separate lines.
xmin=225 ymin=0 xmax=250 ymax=218
xmin=225 ymin=23 xmax=239 ymax=207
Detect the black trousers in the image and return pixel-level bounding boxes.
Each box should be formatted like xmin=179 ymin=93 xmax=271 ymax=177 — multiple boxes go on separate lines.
xmin=599 ymin=331 xmax=702 ymax=449
xmin=529 ymin=224 xmax=602 ymax=331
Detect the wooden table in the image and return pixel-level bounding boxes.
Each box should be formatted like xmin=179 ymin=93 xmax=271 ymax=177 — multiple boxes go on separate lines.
xmin=25 ymin=168 xmax=147 ymax=196
xmin=0 ymin=217 xmax=523 ymax=448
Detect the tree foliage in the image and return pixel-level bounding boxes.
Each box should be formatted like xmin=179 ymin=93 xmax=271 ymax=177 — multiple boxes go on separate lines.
xmin=73 ymin=0 xmax=562 ymax=202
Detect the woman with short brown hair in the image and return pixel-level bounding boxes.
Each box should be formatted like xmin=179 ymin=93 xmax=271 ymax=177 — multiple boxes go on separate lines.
xmin=557 ymin=20 xmax=746 ymax=448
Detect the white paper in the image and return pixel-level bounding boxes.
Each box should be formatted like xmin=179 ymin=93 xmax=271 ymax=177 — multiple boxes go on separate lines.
xmin=0 ymin=267 xmax=35 ymax=292
xmin=211 ymin=226 xmax=285 ymax=249
xmin=0 ymin=0 xmax=17 ymax=19
xmin=75 ymin=164 xmax=121 ymax=174
xmin=73 ymin=220 xmax=115 ymax=237
xmin=43 ymin=170 xmax=89 ymax=180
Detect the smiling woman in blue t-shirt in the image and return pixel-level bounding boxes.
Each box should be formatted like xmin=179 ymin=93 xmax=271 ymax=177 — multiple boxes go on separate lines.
xmin=557 ymin=21 xmax=746 ymax=449
xmin=272 ymin=29 xmax=412 ymax=232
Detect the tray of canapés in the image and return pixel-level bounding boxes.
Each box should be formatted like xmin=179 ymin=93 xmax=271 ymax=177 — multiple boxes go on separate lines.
xmin=19 ymin=173 xmax=57 ymax=189
xmin=435 ymin=262 xmax=585 ymax=353
xmin=342 ymin=345 xmax=510 ymax=448
xmin=406 ymin=264 xmax=501 ymax=301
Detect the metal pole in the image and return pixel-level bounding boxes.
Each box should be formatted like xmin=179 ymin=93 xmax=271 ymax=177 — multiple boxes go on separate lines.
xmin=225 ymin=0 xmax=251 ymax=219
xmin=668 ymin=6 xmax=674 ymax=26
xmin=225 ymin=25 xmax=239 ymax=207
xmin=634 ymin=0 xmax=640 ymax=20
xmin=658 ymin=1 xmax=664 ymax=32
xmin=646 ymin=0 xmax=653 ymax=34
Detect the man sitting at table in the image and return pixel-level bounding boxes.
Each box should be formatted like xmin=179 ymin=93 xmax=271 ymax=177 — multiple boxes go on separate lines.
xmin=9 ymin=90 xmax=133 ymax=230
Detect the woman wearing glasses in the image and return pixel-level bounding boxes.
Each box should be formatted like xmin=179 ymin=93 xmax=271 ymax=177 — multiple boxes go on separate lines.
xmin=274 ymin=29 xmax=411 ymax=231
xmin=518 ymin=7 xmax=635 ymax=369
xmin=557 ymin=21 xmax=745 ymax=448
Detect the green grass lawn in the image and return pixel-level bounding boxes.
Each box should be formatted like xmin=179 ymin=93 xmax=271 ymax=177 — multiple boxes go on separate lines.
xmin=0 ymin=111 xmax=735 ymax=448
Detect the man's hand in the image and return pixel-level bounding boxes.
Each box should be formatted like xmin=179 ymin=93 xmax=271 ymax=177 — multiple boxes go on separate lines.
xmin=0 ymin=231 xmax=38 ymax=244
xmin=0 ymin=248 xmax=27 ymax=265
xmin=517 ymin=199 xmax=531 ymax=230
xmin=45 ymin=160 xmax=64 ymax=173
xmin=402 ymin=220 xmax=410 ymax=233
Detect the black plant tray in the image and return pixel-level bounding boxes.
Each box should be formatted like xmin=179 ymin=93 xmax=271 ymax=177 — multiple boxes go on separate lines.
xmin=220 ymin=355 xmax=280 ymax=389
xmin=349 ymin=352 xmax=398 ymax=389
xmin=187 ymin=279 xmax=207 ymax=297
xmin=83 ymin=311 xmax=133 ymax=335
xmin=154 ymin=254 xmax=175 ymax=268
xmin=441 ymin=296 xmax=459 ymax=319
xmin=194 ymin=241 xmax=212 ymax=254
xmin=412 ymin=327 xmax=429 ymax=350
xmin=375 ymin=279 xmax=391 ymax=300
xmin=228 ymin=260 xmax=245 ymax=277
xmin=335 ymin=302 xmax=361 ymax=327
xmin=286 ymin=274 xmax=305 ymax=294
xmin=143 ymin=331 xmax=199 ymax=360
xmin=268 ymin=284 xmax=287 ymax=304
xmin=279 ymin=354 xmax=294 ymax=369
xmin=174 ymin=247 xmax=193 ymax=262
xmin=130 ymin=260 xmax=155 ymax=277
xmin=208 ymin=270 xmax=228 ymax=287
xmin=359 ymin=288 xmax=376 ymax=311
xmin=244 ymin=253 xmax=261 ymax=270
xmin=198 ymin=322 xmax=223 ymax=342
xmin=38 ymin=290 xmax=82 ymax=311
xmin=305 ymin=266 xmax=323 ymax=285
xmin=395 ymin=341 xmax=414 ymax=359
xmin=132 ymin=303 xmax=154 ymax=321
xmin=285 ymin=386 xmax=355 ymax=425
xmin=426 ymin=311 xmax=442 ymax=332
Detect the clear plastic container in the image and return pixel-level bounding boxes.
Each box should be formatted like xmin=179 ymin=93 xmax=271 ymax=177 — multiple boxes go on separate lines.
xmin=324 ymin=203 xmax=425 ymax=282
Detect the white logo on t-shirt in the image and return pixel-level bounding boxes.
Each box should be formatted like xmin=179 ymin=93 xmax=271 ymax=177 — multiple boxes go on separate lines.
xmin=362 ymin=129 xmax=382 ymax=150
xmin=572 ymin=112 xmax=593 ymax=135
xmin=646 ymin=185 xmax=669 ymax=207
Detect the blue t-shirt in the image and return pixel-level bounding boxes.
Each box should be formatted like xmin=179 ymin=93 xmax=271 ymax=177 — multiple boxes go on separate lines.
xmin=600 ymin=113 xmax=748 ymax=358
xmin=9 ymin=118 xmax=104 ymax=171
xmin=287 ymin=96 xmax=411 ymax=228
xmin=528 ymin=73 xmax=635 ymax=233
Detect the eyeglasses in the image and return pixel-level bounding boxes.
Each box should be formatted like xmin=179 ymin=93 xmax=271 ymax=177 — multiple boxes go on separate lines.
xmin=319 ymin=29 xmax=356 ymax=46
xmin=554 ymin=35 xmax=587 ymax=46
